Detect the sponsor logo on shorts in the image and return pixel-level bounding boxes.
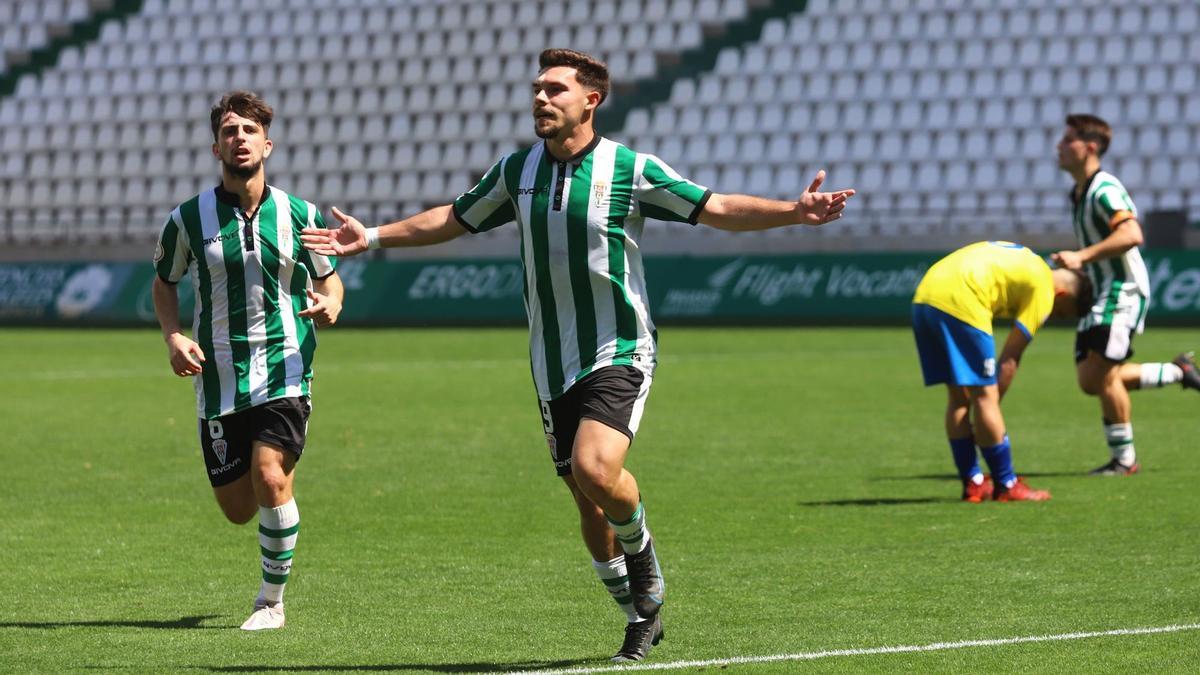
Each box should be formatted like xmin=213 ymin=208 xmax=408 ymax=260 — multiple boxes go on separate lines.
xmin=546 ymin=433 xmax=571 ymax=469
xmin=212 ymin=438 xmax=228 ymax=464
xmin=209 ymin=456 xmax=242 ymax=476
xmin=983 ymin=358 xmax=996 ymax=377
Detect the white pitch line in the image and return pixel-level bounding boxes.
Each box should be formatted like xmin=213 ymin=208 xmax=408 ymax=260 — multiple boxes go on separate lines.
xmin=505 ymin=623 xmax=1200 ymax=675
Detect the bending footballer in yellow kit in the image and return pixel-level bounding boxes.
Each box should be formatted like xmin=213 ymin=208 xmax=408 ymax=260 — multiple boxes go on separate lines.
xmin=912 ymin=241 xmax=1088 ymax=502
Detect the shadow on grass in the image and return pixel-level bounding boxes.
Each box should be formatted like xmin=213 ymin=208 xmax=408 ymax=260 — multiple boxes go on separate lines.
xmin=873 ymin=470 xmax=1104 ymax=481
xmin=1017 ymin=470 xmax=1120 ymax=478
xmin=798 ymin=497 xmax=956 ymax=507
xmin=194 ymin=658 xmax=595 ymax=673
xmin=869 ymin=473 xmax=959 ymax=482
xmin=812 ymin=467 xmax=1114 ymax=506
xmin=0 ymin=615 xmax=226 ymax=630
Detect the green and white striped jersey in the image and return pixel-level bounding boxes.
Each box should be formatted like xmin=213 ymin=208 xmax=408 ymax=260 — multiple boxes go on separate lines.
xmin=453 ymin=137 xmax=710 ymax=400
xmin=154 ymin=184 xmax=337 ymax=419
xmin=1071 ymin=170 xmax=1150 ymax=327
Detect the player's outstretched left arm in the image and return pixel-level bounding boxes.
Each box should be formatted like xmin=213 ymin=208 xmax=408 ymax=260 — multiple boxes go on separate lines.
xmin=698 ymin=170 xmax=856 ymax=232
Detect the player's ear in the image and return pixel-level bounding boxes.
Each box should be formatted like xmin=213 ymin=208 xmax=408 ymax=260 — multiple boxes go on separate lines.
xmin=211 ymin=142 xmax=219 ymax=159
xmin=262 ymin=137 xmax=273 ymax=159
xmin=584 ymin=89 xmax=601 ymax=110
xmin=1051 ymin=288 xmax=1072 ymax=318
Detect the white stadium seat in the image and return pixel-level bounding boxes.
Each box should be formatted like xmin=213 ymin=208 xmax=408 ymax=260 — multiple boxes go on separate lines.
xmin=1 ymin=0 xmax=1195 ymax=247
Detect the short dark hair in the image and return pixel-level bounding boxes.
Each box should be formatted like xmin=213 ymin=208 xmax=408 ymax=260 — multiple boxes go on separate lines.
xmin=1065 ymin=113 xmax=1112 ymax=157
xmin=1054 ymin=268 xmax=1095 ymax=317
xmin=210 ymin=90 xmax=273 ymax=140
xmin=538 ymin=48 xmax=610 ymax=105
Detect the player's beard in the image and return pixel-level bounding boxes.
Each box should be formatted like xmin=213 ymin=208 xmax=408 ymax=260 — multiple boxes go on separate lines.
xmin=534 ymin=120 xmax=560 ymax=139
xmin=223 ymin=158 xmax=262 ymax=179
xmin=534 ymin=111 xmax=564 ymax=140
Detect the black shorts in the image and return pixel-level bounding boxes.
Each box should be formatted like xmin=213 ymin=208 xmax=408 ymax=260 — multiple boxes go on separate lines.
xmin=198 ymin=396 xmax=310 ymax=487
xmin=538 ymin=366 xmax=652 ymax=476
xmin=1075 ymin=325 xmax=1136 ymax=364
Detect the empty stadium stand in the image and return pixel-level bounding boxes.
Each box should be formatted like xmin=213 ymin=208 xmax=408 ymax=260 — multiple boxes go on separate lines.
xmin=0 ymin=0 xmax=1197 ymax=257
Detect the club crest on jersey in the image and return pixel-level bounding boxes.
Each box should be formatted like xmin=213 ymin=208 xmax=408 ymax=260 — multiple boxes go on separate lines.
xmin=212 ymin=439 xmax=228 ymax=464
xmin=592 ymin=180 xmax=609 ymax=205
xmin=153 ymin=240 xmax=165 ymax=263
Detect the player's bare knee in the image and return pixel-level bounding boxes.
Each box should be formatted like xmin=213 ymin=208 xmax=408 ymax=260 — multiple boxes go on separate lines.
xmin=255 ymin=471 xmax=290 ymax=501
xmin=946 ymin=399 xmax=970 ymax=416
xmin=572 ymin=460 xmax=618 ymax=498
xmin=250 ymin=456 xmax=289 ymax=496
xmin=946 ymin=386 xmax=970 ymax=407
xmin=965 ymin=385 xmax=998 ymax=405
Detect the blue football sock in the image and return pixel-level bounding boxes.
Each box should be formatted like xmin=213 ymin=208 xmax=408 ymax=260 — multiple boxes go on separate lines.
xmin=948 ymin=437 xmax=980 ymax=480
xmin=979 ymin=436 xmax=1016 ymax=488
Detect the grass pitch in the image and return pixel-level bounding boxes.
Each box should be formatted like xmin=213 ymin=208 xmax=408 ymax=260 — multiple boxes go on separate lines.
xmin=1 ymin=326 xmax=1197 ymax=673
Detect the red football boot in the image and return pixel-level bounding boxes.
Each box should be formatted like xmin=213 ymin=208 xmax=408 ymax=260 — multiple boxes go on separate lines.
xmin=994 ymin=477 xmax=1051 ymax=502
xmin=961 ymin=475 xmax=994 ymax=503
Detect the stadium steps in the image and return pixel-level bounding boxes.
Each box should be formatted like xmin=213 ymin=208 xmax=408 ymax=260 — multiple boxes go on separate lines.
xmin=598 ymin=0 xmax=804 ymax=136
xmin=0 ymin=0 xmax=145 ymax=98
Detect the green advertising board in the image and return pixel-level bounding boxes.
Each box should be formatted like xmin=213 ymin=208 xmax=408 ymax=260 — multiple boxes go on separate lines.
xmin=646 ymin=253 xmax=931 ymax=321
xmin=0 ymin=262 xmax=182 ymax=323
xmin=4 ymin=250 xmax=1200 ymax=326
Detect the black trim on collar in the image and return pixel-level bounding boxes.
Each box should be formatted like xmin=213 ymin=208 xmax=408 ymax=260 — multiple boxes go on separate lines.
xmin=214 ymin=183 xmax=271 ymax=210
xmin=1070 ymin=169 xmax=1102 ymax=206
xmin=543 ymin=134 xmax=602 ymax=165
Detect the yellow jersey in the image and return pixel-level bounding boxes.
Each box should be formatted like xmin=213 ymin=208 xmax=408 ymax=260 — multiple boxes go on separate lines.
xmin=913 ymin=241 xmax=1055 ymax=338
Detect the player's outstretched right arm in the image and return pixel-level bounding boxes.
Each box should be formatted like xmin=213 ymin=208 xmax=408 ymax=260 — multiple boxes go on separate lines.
xmin=300 ymin=204 xmax=468 ymax=257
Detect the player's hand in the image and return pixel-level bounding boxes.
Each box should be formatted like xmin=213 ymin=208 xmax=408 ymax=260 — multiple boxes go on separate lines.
xmin=298 ymin=288 xmax=342 ymax=327
xmin=793 ymin=170 xmax=856 ymax=226
xmin=1051 ymin=250 xmax=1083 ymax=270
xmin=166 ymin=332 xmax=205 ymax=377
xmin=301 ymin=207 xmax=367 ymax=257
